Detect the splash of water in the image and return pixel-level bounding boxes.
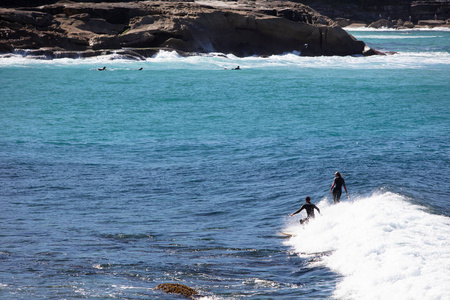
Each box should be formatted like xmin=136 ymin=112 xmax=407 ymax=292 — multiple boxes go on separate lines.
xmin=284 ymin=192 xmax=450 ymax=299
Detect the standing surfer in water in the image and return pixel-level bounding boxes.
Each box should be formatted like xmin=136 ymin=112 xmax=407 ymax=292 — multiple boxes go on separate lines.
xmin=290 ymin=196 xmax=321 ymax=225
xmin=330 ymin=171 xmax=348 ymax=204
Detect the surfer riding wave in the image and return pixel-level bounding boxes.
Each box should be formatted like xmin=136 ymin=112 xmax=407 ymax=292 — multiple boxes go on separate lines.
xmin=330 ymin=171 xmax=348 ymax=204
xmin=290 ymin=196 xmax=321 ymax=225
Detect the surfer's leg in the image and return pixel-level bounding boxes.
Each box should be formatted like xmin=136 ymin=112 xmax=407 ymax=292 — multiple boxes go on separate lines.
xmin=336 ymin=190 xmax=342 ymax=202
xmin=333 ymin=190 xmax=341 ymax=203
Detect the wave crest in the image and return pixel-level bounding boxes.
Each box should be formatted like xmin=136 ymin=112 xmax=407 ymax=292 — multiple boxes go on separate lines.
xmin=284 ymin=192 xmax=450 ymax=299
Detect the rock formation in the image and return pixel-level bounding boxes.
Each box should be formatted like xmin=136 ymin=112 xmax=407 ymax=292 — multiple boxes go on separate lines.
xmin=304 ymin=0 xmax=450 ymax=29
xmin=305 ymin=0 xmax=411 ymax=24
xmin=411 ymin=0 xmax=450 ymax=21
xmin=0 ymin=0 xmax=378 ymax=59
xmin=155 ymin=283 xmax=199 ymax=298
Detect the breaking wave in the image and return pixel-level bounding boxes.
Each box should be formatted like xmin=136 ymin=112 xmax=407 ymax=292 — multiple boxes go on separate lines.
xmin=283 ymin=192 xmax=450 ymax=300
xmin=1 ymin=49 xmax=448 ymax=70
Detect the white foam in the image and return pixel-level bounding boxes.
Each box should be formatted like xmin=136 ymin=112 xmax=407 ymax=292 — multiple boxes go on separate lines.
xmin=1 ymin=48 xmax=449 ymax=70
xmin=351 ymin=35 xmax=442 ymax=39
xmin=148 ymin=50 xmax=450 ymax=70
xmin=283 ymin=192 xmax=450 ymax=299
xmin=345 ymin=27 xmax=450 ymax=32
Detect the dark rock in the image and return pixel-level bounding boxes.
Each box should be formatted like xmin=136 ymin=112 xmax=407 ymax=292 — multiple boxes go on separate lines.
xmin=363 ymin=47 xmax=398 ymax=56
xmin=307 ymin=0 xmax=450 ymax=26
xmin=155 ymin=283 xmax=199 ymax=298
xmin=0 ymin=41 xmax=13 ymax=53
xmin=411 ymin=0 xmax=450 ymax=21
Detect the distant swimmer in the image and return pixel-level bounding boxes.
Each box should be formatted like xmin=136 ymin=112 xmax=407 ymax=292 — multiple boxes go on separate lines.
xmin=138 ymin=67 xmax=143 ymax=70
xmin=330 ymin=171 xmax=348 ymax=204
xmin=290 ymin=196 xmax=321 ymax=225
xmin=232 ymin=66 xmax=241 ymax=70
xmin=97 ymin=66 xmax=106 ymax=71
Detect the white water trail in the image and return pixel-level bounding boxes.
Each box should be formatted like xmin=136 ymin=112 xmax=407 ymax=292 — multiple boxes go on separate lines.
xmin=284 ymin=192 xmax=450 ymax=300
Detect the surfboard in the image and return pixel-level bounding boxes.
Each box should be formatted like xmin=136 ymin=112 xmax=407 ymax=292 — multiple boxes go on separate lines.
xmin=280 ymin=232 xmax=296 ymax=237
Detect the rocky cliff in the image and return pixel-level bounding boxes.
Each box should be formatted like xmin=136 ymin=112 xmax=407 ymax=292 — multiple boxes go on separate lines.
xmin=302 ymin=0 xmax=450 ymax=28
xmin=0 ymin=0 xmax=377 ymax=59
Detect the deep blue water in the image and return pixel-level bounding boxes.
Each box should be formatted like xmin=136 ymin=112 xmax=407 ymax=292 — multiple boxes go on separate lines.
xmin=1 ymin=30 xmax=449 ymax=299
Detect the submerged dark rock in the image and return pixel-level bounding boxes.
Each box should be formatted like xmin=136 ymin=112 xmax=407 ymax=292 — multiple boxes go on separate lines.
xmin=0 ymin=1 xmax=378 ymax=58
xmin=155 ymin=283 xmax=199 ymax=298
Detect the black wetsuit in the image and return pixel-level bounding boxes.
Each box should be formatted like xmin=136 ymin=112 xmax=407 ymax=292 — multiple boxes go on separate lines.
xmin=293 ymin=203 xmax=320 ymax=224
xmin=332 ymin=177 xmax=345 ymax=203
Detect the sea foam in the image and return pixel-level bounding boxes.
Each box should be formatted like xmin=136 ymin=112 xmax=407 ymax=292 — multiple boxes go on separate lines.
xmin=283 ymin=192 xmax=450 ymax=300
xmin=345 ymin=27 xmax=450 ymax=32
xmin=1 ymin=47 xmax=449 ymax=70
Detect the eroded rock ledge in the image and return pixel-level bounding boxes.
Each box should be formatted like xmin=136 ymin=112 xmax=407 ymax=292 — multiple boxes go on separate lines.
xmin=0 ymin=0 xmax=378 ymax=59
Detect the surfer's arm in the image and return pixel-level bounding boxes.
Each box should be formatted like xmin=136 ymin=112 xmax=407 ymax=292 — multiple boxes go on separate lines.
xmin=330 ymin=181 xmax=335 ymax=193
xmin=290 ymin=206 xmax=304 ymax=217
xmin=315 ymin=206 xmax=321 ymax=215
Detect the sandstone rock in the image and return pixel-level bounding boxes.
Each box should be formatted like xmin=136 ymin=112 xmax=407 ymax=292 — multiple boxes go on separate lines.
xmin=418 ymin=19 xmax=446 ymax=26
xmin=63 ymin=16 xmax=125 ymax=35
xmin=70 ymin=13 xmax=91 ymax=22
xmin=0 ymin=1 xmax=379 ymax=57
xmin=342 ymin=22 xmax=368 ymax=28
xmin=368 ymin=19 xmax=394 ymax=29
xmin=0 ymin=8 xmax=53 ymax=27
xmin=163 ymin=37 xmax=195 ymax=52
xmin=334 ymin=17 xmax=351 ymax=27
xmin=119 ymin=30 xmax=155 ymax=47
xmin=61 ymin=2 xmax=137 ymax=24
xmin=89 ymin=34 xmax=121 ymax=50
xmin=403 ymin=20 xmax=415 ymax=28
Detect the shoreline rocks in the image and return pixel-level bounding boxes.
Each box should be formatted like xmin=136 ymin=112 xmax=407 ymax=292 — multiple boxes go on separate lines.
xmin=343 ymin=17 xmax=448 ymax=29
xmin=3 ymin=0 xmax=446 ymax=60
xmin=0 ymin=1 xmax=381 ymax=59
xmin=305 ymin=0 xmax=450 ymax=29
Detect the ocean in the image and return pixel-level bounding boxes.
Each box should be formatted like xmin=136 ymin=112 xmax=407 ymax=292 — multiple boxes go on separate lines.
xmin=1 ymin=28 xmax=449 ymax=299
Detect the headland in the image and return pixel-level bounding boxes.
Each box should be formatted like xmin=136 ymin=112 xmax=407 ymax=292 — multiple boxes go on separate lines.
xmin=0 ymin=0 xmax=448 ymax=59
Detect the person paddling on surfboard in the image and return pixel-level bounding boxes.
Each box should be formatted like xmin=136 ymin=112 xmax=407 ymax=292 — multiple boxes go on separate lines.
xmin=290 ymin=196 xmax=321 ymax=225
xmin=330 ymin=171 xmax=348 ymax=204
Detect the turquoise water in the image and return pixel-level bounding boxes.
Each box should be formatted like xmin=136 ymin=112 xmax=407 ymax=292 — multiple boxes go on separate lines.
xmin=1 ymin=30 xmax=449 ymax=299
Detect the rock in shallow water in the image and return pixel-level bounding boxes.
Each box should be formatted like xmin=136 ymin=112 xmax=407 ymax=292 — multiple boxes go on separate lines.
xmin=155 ymin=283 xmax=199 ymax=298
